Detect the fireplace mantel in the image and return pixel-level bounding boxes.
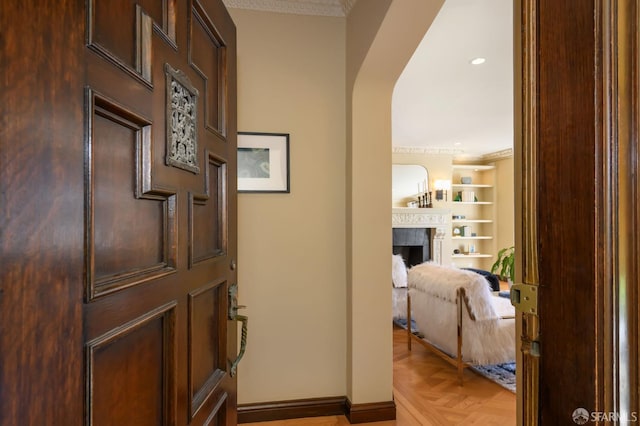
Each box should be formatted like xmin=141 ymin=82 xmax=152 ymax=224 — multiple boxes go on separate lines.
xmin=392 ymin=207 xmax=450 ymax=228
xmin=392 ymin=208 xmax=451 ymax=264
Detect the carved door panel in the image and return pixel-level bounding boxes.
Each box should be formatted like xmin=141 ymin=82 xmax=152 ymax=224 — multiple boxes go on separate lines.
xmin=0 ymin=1 xmax=236 ymax=425
xmin=83 ymin=1 xmax=237 ymax=425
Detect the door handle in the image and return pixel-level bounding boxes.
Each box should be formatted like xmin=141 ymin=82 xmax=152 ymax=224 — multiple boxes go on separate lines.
xmin=228 ymin=283 xmax=247 ymax=377
xmin=230 ymin=314 xmax=247 ymax=377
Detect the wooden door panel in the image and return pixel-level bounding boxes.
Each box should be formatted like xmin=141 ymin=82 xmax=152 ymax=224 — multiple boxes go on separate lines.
xmin=188 ymin=280 xmax=228 ymax=419
xmin=84 ymin=1 xmax=236 ymax=425
xmin=86 ymin=91 xmax=177 ymax=299
xmin=87 ymin=0 xmax=177 ymax=85
xmin=1 ymin=0 xmax=235 ymax=424
xmin=87 ymin=303 xmax=177 ymax=426
xmin=190 ymin=155 xmax=227 ymax=266
xmin=190 ymin=2 xmax=227 ymax=136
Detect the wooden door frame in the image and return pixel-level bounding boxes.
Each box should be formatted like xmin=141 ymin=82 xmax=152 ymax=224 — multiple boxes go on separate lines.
xmin=516 ymin=0 xmax=639 ymax=423
xmin=514 ymin=0 xmax=538 ymax=421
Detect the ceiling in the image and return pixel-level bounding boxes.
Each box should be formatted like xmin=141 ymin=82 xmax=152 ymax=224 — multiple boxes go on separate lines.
xmin=224 ymin=0 xmax=514 ymax=159
xmin=392 ymin=0 xmax=513 ymax=159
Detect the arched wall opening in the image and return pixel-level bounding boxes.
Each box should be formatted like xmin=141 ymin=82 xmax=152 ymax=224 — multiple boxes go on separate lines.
xmin=346 ymin=0 xmax=445 ymax=404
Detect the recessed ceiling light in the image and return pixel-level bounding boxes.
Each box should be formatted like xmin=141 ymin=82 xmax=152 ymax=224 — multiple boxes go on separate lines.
xmin=470 ymin=57 xmax=486 ymax=65
xmin=454 ymin=142 xmax=462 ymax=146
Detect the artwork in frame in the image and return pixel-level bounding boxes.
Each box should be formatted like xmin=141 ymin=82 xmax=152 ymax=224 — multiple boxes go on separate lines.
xmin=237 ymin=132 xmax=290 ymax=193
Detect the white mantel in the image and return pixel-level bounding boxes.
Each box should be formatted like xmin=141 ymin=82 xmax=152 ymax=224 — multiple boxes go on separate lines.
xmin=392 ymin=207 xmax=450 ymax=228
xmin=392 ymin=207 xmax=452 ymax=265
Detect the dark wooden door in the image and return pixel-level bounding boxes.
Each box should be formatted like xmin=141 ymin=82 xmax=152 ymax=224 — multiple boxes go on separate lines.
xmin=1 ymin=1 xmax=237 ymax=425
xmin=518 ymin=0 xmax=640 ymax=423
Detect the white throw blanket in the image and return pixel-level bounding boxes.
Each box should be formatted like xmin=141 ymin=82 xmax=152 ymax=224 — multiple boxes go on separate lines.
xmin=408 ymin=262 xmax=515 ymax=365
xmin=392 ymin=287 xmax=408 ymax=320
xmin=392 ymin=254 xmax=407 ymax=288
xmin=392 ymin=254 xmax=409 ymax=319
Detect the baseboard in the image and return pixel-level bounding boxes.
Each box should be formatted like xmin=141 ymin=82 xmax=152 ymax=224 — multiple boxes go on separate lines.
xmin=345 ymin=399 xmax=396 ymax=424
xmin=238 ymin=396 xmax=396 ymax=424
xmin=238 ymin=396 xmax=346 ymax=423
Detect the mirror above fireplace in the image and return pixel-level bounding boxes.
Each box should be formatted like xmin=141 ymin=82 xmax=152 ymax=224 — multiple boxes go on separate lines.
xmin=392 ymin=164 xmax=429 ymax=207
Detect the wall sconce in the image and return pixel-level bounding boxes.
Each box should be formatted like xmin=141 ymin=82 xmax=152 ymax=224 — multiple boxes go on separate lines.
xmin=434 ymin=179 xmax=451 ymax=201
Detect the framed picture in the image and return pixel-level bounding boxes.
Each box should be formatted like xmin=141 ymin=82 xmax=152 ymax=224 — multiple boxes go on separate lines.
xmin=237 ymin=132 xmax=290 ymax=193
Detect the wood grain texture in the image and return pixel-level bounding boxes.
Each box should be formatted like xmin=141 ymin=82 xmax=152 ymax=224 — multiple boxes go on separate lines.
xmin=0 ymin=1 xmax=237 ymax=425
xmin=0 ymin=1 xmax=86 ymax=425
xmin=537 ymin=0 xmax=600 ymax=422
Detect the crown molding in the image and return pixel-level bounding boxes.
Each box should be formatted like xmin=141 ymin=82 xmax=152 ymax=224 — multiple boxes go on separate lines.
xmin=482 ymin=148 xmax=513 ymax=161
xmin=392 ymin=146 xmax=513 ymax=161
xmin=392 ymin=146 xmax=464 ymax=155
xmin=223 ymin=0 xmax=357 ymax=17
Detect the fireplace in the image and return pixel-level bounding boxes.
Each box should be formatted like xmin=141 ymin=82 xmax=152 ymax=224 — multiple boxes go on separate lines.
xmin=392 ymin=228 xmax=431 ymax=267
xmin=392 ymin=208 xmax=451 ymax=265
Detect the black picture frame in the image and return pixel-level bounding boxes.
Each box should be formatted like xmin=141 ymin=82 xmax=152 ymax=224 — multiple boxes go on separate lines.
xmin=237 ymin=132 xmax=290 ymax=193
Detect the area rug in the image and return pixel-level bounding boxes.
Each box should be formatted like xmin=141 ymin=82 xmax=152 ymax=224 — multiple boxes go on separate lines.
xmin=470 ymin=362 xmax=516 ymax=393
xmin=394 ymin=318 xmax=516 ymax=393
xmin=393 ymin=317 xmax=419 ymax=333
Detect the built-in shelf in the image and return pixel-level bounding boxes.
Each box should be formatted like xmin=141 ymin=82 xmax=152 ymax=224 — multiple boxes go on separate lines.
xmin=451 ymin=163 xmax=497 ymax=269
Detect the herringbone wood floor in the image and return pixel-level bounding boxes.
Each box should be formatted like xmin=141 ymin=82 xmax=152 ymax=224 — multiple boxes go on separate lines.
xmin=244 ymin=326 xmax=516 ymax=425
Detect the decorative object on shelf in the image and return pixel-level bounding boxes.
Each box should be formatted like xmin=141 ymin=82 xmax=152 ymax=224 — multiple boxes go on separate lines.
xmin=461 ymin=176 xmax=472 ymax=184
xmin=453 ymin=227 xmax=461 ymax=236
xmin=415 ymin=179 xmax=432 ymax=207
xmin=238 ymin=132 xmax=290 ymax=193
xmin=452 ymin=214 xmax=465 ymax=219
xmin=491 ymin=246 xmax=515 ymax=283
xmin=461 ymin=190 xmax=475 ymax=202
xmin=454 ymin=191 xmax=478 ymax=202
xmin=418 ymin=189 xmax=432 ymax=208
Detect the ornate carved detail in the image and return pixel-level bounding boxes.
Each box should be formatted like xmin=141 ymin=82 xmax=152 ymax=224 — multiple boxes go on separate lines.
xmin=165 ymin=63 xmax=200 ymax=174
xmin=391 ymin=209 xmax=450 ymax=227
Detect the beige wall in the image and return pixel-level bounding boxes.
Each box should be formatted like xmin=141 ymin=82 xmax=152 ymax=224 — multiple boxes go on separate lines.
xmin=230 ymin=0 xmax=444 ymax=407
xmin=494 ymin=156 xmax=515 ymax=252
xmin=230 ymin=9 xmax=347 ymax=404
xmin=346 ymin=1 xmax=443 ymax=404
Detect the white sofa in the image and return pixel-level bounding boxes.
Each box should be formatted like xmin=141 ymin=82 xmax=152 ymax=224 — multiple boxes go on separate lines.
xmin=407 ymin=262 xmax=515 ymax=382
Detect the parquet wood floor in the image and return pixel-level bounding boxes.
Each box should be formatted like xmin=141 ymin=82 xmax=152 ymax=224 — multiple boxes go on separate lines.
xmin=243 ymin=326 xmax=516 ymax=425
